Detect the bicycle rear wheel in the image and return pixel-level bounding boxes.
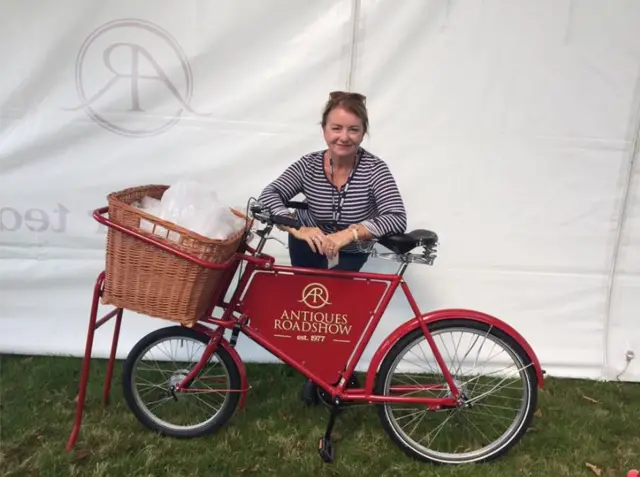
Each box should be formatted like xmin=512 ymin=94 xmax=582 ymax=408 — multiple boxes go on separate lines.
xmin=375 ymin=319 xmax=538 ymax=464
xmin=122 ymin=325 xmax=241 ymax=438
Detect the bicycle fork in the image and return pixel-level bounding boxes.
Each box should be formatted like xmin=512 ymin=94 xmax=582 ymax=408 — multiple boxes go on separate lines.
xmin=174 ymin=326 xmax=225 ymax=392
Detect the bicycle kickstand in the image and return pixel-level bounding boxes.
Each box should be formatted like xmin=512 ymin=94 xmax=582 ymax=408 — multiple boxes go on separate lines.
xmin=318 ymin=397 xmax=341 ymax=463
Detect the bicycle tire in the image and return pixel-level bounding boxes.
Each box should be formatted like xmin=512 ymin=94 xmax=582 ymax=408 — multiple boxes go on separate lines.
xmin=374 ymin=319 xmax=538 ymax=464
xmin=122 ymin=325 xmax=241 ymax=439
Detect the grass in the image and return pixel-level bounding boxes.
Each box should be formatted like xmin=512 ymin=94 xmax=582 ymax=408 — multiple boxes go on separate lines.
xmin=1 ymin=354 xmax=639 ymax=477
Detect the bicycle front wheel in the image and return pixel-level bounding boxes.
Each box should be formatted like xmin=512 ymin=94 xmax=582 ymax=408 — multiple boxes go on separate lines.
xmin=375 ymin=319 xmax=538 ymax=464
xmin=122 ymin=325 xmax=241 ymax=439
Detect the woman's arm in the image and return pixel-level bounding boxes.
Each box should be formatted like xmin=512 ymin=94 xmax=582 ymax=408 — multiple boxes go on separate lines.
xmin=359 ymin=160 xmax=407 ymax=237
xmin=321 ymin=160 xmax=407 ymax=258
xmin=257 ymin=157 xmax=307 ymax=216
xmin=259 ymin=155 xmax=330 ymax=251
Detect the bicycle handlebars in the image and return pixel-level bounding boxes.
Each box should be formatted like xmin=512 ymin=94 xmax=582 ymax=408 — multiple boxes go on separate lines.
xmin=250 ymin=200 xmax=348 ymax=232
xmin=249 ymin=201 xmax=303 ymax=230
xmin=247 ymin=199 xmax=438 ymax=266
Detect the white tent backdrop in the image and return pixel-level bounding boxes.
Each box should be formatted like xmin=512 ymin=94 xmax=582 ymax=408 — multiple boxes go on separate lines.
xmin=1 ymin=0 xmax=639 ymax=382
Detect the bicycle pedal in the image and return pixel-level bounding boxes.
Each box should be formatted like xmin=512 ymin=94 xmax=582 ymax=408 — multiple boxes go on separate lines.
xmin=318 ymin=437 xmax=334 ymax=463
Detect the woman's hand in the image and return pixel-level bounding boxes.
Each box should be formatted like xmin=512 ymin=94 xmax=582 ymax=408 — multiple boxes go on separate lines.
xmin=289 ymin=226 xmax=328 ymax=254
xmin=320 ymin=229 xmax=354 ymax=259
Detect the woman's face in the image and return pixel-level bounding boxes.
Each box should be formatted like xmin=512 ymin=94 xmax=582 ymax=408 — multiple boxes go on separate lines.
xmin=323 ymin=107 xmax=365 ymax=160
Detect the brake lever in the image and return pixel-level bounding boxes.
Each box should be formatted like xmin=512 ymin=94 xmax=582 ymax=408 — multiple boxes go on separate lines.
xmin=266 ymin=235 xmax=288 ymax=249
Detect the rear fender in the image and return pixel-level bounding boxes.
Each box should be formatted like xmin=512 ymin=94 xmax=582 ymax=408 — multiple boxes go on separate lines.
xmin=364 ymin=308 xmax=545 ymax=395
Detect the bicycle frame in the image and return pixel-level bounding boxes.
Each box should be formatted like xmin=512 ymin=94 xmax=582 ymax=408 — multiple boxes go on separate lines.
xmin=143 ymin=223 xmax=461 ymax=410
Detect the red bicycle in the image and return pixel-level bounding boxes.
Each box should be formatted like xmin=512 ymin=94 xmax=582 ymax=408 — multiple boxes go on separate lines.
xmin=68 ymin=200 xmax=544 ymax=465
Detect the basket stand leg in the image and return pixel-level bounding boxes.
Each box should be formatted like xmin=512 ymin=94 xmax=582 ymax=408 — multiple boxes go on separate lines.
xmin=103 ymin=308 xmax=123 ymax=406
xmin=66 ymin=272 xmax=122 ymax=451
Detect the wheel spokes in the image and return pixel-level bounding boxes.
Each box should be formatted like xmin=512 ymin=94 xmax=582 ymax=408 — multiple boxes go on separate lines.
xmin=384 ymin=327 xmax=531 ymax=461
xmin=132 ymin=337 xmax=230 ymax=430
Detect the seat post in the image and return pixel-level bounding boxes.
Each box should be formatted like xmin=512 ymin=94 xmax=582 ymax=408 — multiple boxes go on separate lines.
xmin=396 ymin=257 xmax=409 ymax=276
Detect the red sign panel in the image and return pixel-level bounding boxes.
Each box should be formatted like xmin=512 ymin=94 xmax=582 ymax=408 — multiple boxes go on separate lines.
xmin=239 ymin=271 xmax=388 ymax=383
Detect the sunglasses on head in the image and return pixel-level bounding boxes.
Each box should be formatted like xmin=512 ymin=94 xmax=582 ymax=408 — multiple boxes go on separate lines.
xmin=329 ymin=91 xmax=366 ymax=104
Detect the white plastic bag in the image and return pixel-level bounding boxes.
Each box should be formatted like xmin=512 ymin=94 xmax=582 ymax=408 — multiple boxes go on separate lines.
xmin=135 ymin=196 xmax=163 ymax=235
xmin=159 ymin=180 xmax=214 ymax=228
xmin=134 ymin=180 xmax=245 ymax=241
xmin=199 ymin=205 xmax=245 ymax=240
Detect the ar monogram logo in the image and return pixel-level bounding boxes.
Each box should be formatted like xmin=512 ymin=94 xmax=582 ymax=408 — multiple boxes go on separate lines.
xmin=299 ymin=283 xmax=331 ymax=310
xmin=66 ymin=18 xmax=210 ymax=137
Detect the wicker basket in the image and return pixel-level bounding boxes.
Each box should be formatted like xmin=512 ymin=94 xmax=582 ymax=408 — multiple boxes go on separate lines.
xmin=101 ymin=184 xmax=249 ymax=326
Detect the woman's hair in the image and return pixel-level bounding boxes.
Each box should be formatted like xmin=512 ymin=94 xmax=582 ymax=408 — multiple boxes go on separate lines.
xmin=321 ymin=91 xmax=369 ymax=134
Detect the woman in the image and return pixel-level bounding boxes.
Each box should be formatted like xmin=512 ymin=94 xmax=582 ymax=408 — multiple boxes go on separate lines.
xmin=258 ymin=91 xmax=407 ymax=404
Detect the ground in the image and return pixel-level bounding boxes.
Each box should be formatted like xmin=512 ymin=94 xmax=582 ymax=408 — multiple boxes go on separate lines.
xmin=1 ymin=354 xmax=638 ymax=476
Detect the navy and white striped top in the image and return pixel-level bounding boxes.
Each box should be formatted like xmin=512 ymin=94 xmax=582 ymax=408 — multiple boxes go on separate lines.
xmin=258 ymin=148 xmax=407 ymax=254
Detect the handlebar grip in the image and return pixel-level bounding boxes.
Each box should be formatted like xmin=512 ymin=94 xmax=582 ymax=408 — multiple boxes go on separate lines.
xmin=285 ymin=201 xmax=308 ymax=210
xmin=272 ymin=214 xmax=301 ymax=229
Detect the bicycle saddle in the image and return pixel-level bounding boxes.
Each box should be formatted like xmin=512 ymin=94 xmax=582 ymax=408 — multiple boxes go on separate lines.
xmin=378 ymin=229 xmax=438 ymax=255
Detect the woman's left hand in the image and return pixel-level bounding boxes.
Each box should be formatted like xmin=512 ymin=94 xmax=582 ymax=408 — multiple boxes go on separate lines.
xmin=320 ymin=230 xmax=353 ymax=259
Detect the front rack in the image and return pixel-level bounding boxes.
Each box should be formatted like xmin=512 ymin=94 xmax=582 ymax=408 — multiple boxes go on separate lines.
xmin=91 ymin=206 xmax=268 ymax=270
xmin=66 ymin=206 xmax=266 ymax=452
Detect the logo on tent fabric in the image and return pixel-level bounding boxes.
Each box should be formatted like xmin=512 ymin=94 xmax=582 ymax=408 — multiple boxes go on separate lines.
xmin=67 ymin=18 xmax=210 ymax=137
